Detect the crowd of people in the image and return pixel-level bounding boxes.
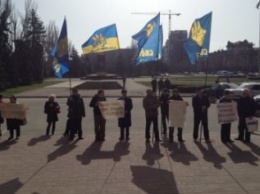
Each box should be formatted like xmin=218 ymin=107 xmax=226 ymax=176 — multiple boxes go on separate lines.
xmin=0 ymin=83 xmax=257 ymax=144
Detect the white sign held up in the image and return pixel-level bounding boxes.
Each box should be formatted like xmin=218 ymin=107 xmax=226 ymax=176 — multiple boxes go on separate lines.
xmin=98 ymin=100 xmax=124 ymax=119
xmin=217 ymin=102 xmax=237 ymax=124
xmin=169 ymin=100 xmax=187 ymax=128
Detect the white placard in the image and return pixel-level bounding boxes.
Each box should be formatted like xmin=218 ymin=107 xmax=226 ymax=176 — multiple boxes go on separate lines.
xmin=217 ymin=102 xmax=237 ymax=124
xmin=169 ymin=100 xmax=187 ymax=128
xmin=0 ymin=103 xmax=27 ymax=119
xmin=98 ymin=100 xmax=124 ymax=119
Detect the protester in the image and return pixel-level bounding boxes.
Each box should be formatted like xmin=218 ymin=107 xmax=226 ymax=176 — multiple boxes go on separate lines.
xmin=219 ymin=90 xmax=234 ymax=143
xmin=159 ymin=88 xmax=169 ymax=134
xmin=6 ymin=96 xmax=21 ymax=140
xmin=164 ymin=78 xmax=171 ymax=91
xmin=118 ymin=90 xmax=133 ymax=140
xmin=151 ymin=77 xmax=157 ymax=95
xmin=192 ymin=88 xmax=211 ymax=143
xmin=0 ymin=95 xmax=4 ymax=137
xmin=236 ymin=89 xmax=257 ymax=143
xmin=158 ymin=77 xmax=164 ymax=95
xmin=143 ymin=89 xmax=161 ymax=142
xmin=168 ymin=89 xmax=186 ymax=142
xmin=44 ymin=94 xmax=60 ymax=136
xmin=67 ymin=88 xmax=85 ymax=140
xmin=89 ymin=89 xmax=106 ymax=142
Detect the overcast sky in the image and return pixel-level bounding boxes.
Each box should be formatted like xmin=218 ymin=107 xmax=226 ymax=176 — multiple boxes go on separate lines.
xmin=13 ymin=0 xmax=260 ymax=55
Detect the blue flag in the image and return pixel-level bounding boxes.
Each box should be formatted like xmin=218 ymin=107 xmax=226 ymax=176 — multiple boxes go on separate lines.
xmin=82 ymin=24 xmax=120 ymax=54
xmin=132 ymin=13 xmax=161 ymax=65
xmin=50 ymin=18 xmax=69 ymax=78
xmin=184 ymin=12 xmax=212 ymax=65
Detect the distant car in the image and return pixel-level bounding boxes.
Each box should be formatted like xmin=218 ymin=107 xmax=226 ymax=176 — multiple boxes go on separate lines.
xmin=201 ymin=82 xmax=238 ymax=103
xmin=225 ymin=82 xmax=260 ymax=101
xmin=254 ymin=94 xmax=260 ymax=117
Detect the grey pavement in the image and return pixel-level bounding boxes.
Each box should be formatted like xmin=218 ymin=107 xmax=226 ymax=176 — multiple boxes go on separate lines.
xmin=0 ymin=78 xmax=260 ymax=194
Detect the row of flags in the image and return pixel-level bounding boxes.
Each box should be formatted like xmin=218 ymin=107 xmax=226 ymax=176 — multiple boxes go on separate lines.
xmin=51 ymin=12 xmax=212 ymax=77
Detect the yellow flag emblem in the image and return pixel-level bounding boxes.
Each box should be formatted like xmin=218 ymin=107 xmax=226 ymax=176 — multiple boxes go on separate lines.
xmin=191 ymin=21 xmax=206 ymax=47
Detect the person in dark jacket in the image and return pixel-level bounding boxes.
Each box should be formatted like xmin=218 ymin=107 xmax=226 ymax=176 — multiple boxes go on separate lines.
xmin=44 ymin=94 xmax=60 ymax=136
xmin=143 ymin=89 xmax=161 ymax=142
xmin=168 ymin=89 xmax=186 ymax=142
xmin=89 ymin=89 xmax=106 ymax=141
xmin=192 ymin=88 xmax=211 ymax=143
xmin=118 ymin=90 xmax=133 ymax=140
xmin=6 ymin=96 xmax=21 ymax=140
xmin=163 ymin=78 xmax=171 ymax=91
xmin=67 ymin=88 xmax=85 ymax=140
xmin=219 ymin=90 xmax=234 ymax=143
xmin=158 ymin=77 xmax=164 ymax=95
xmin=151 ymin=77 xmax=157 ymax=95
xmin=159 ymin=88 xmax=169 ymax=134
xmin=236 ymin=89 xmax=257 ymax=143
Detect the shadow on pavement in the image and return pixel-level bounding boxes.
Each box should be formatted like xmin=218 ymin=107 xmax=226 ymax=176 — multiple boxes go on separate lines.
xmin=142 ymin=142 xmax=164 ymax=166
xmin=76 ymin=141 xmax=130 ymax=165
xmin=0 ymin=178 xmax=23 ymax=194
xmin=225 ymin=143 xmax=259 ymax=166
xmin=131 ymin=166 xmax=179 ymax=194
xmin=195 ymin=142 xmax=226 ymax=169
xmin=47 ymin=138 xmax=78 ymax=162
xmin=27 ymin=135 xmax=51 ymax=146
xmin=0 ymin=139 xmax=17 ymax=151
xmin=169 ymin=142 xmax=198 ymax=166
xmin=243 ymin=142 xmax=260 ymax=156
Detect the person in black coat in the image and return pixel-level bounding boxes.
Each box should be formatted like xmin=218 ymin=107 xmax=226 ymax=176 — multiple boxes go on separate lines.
xmin=151 ymin=77 xmax=157 ymax=95
xmin=159 ymin=88 xmax=169 ymax=134
xmin=44 ymin=94 xmax=60 ymax=136
xmin=168 ymin=89 xmax=185 ymax=142
xmin=164 ymin=78 xmax=171 ymax=91
xmin=67 ymin=88 xmax=85 ymax=140
xmin=219 ymin=90 xmax=234 ymax=143
xmin=89 ymin=89 xmax=106 ymax=141
xmin=192 ymin=88 xmax=211 ymax=142
xmin=118 ymin=90 xmax=133 ymax=140
xmin=158 ymin=77 xmax=164 ymax=95
xmin=236 ymin=89 xmax=257 ymax=143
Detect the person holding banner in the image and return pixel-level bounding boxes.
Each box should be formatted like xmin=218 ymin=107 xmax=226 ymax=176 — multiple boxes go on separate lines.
xmin=118 ymin=90 xmax=133 ymax=140
xmin=67 ymin=88 xmax=85 ymax=141
xmin=168 ymin=89 xmax=186 ymax=142
xmin=219 ymin=90 xmax=234 ymax=143
xmin=159 ymin=88 xmax=170 ymax=134
xmin=44 ymin=94 xmax=60 ymax=136
xmin=89 ymin=89 xmax=106 ymax=142
xmin=143 ymin=89 xmax=161 ymax=142
xmin=192 ymin=88 xmax=211 ymax=143
xmin=236 ymin=89 xmax=257 ymax=143
xmin=6 ymin=96 xmax=21 ymax=140
xmin=0 ymin=95 xmax=4 ymax=136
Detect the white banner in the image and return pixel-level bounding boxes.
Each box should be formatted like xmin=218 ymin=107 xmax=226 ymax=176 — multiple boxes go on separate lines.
xmin=98 ymin=100 xmax=125 ymax=119
xmin=169 ymin=100 xmax=187 ymax=128
xmin=217 ymin=102 xmax=237 ymax=124
xmin=246 ymin=117 xmax=258 ymax=132
xmin=0 ymin=103 xmax=27 ymax=119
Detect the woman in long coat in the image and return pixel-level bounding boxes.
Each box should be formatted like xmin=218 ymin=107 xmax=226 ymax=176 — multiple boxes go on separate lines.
xmin=118 ymin=90 xmax=133 ymax=140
